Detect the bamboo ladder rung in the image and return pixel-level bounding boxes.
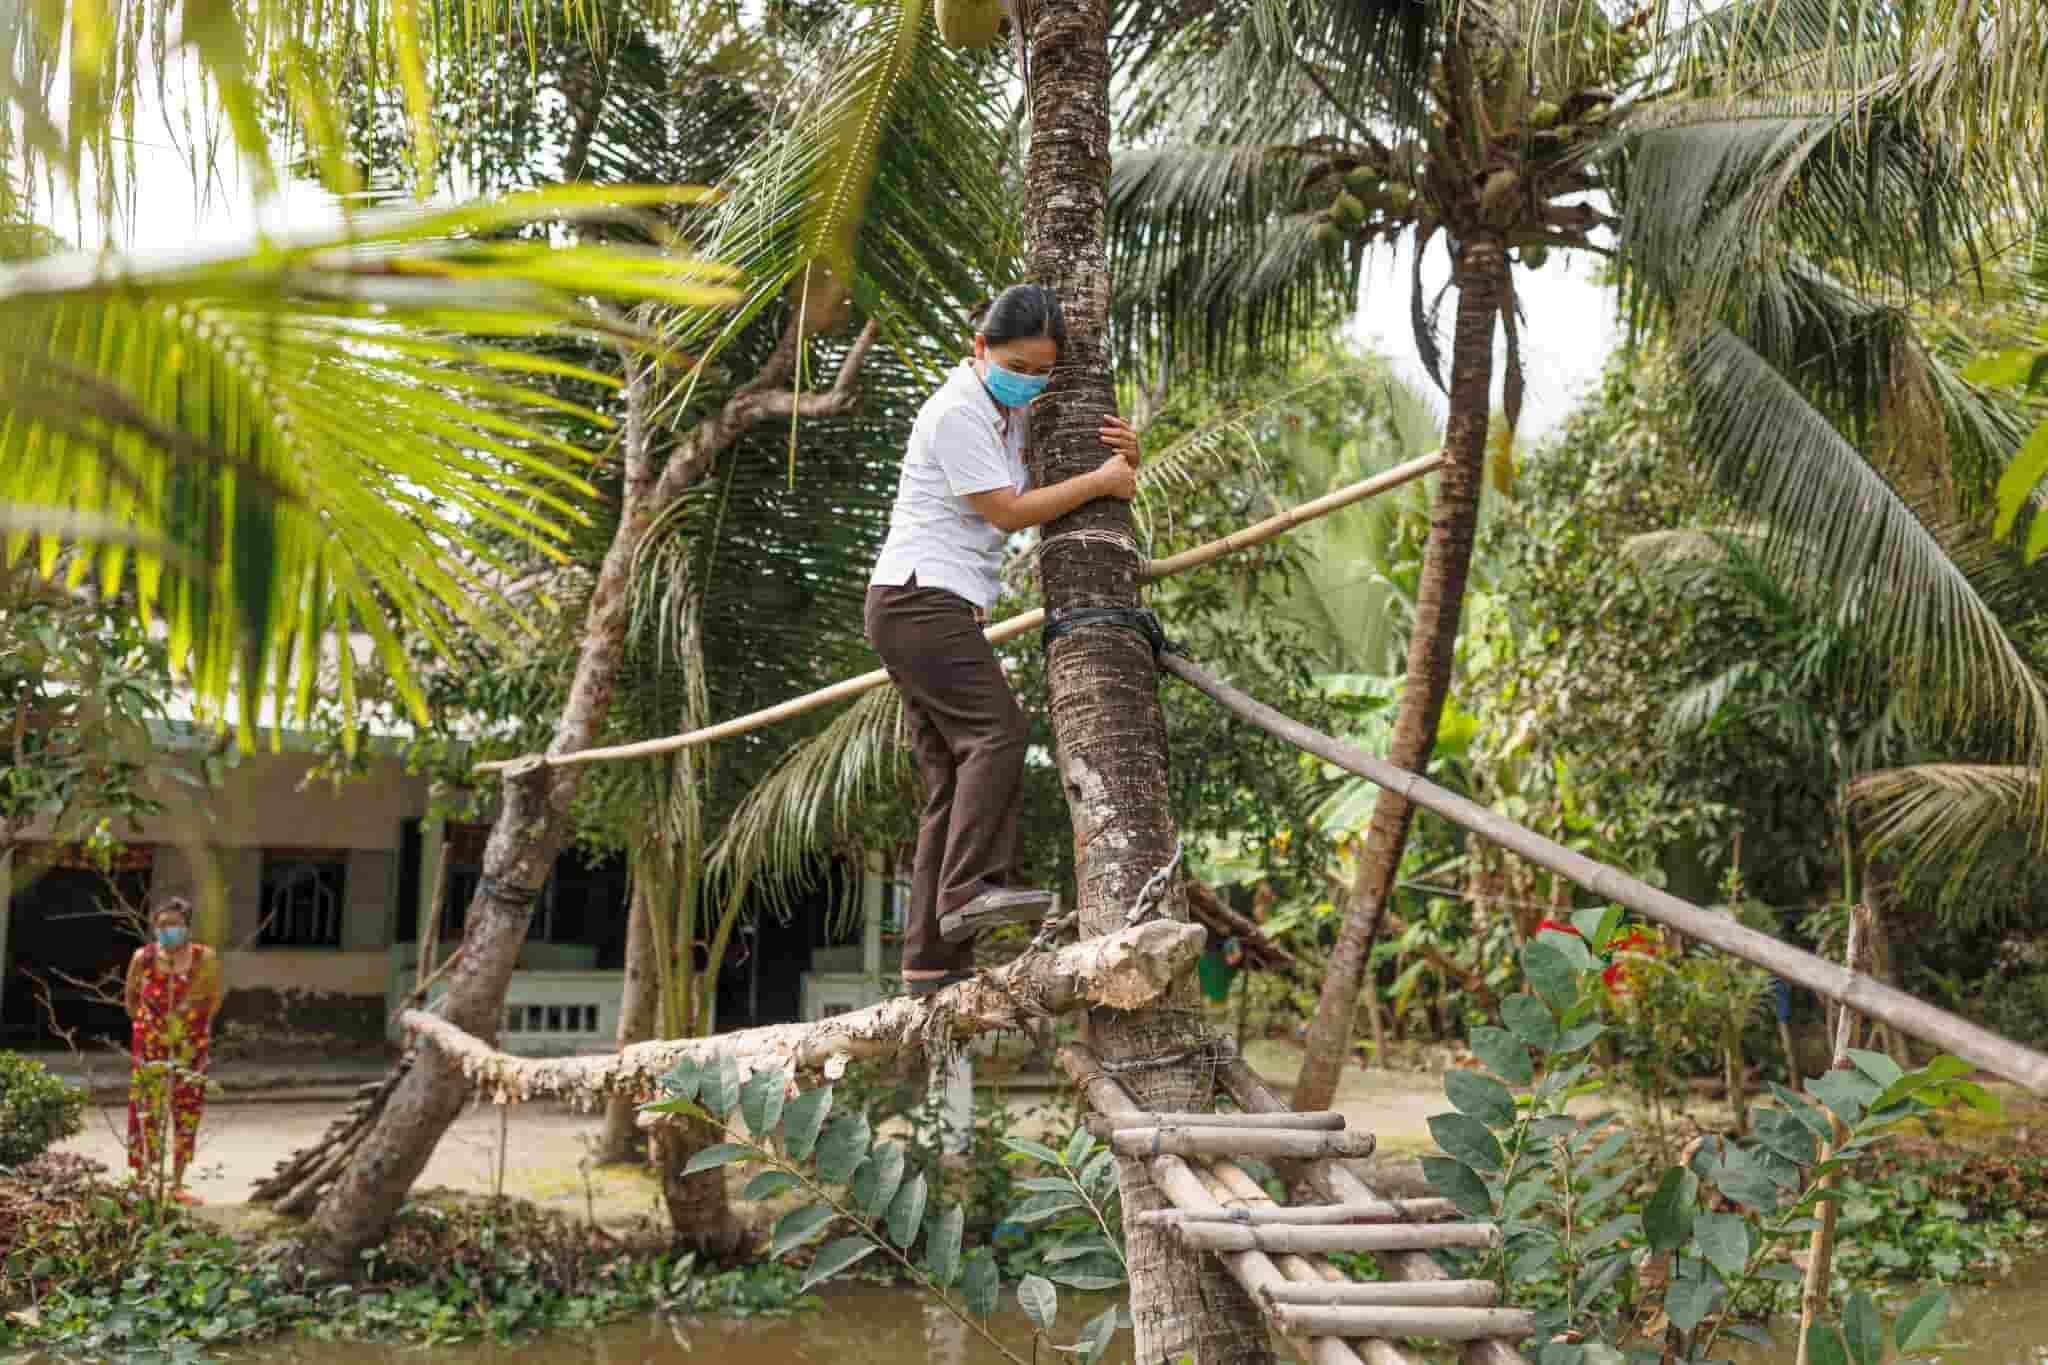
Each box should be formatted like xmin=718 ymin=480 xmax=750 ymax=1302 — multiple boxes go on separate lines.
xmin=1271 ymin=1306 xmax=1540 ymax=1342
xmin=1109 ymin=1127 xmax=1377 ymax=1161
xmin=1086 ymin=1109 xmax=1349 ymax=1137
xmin=1261 ymin=1281 xmax=1502 ymax=1309
xmin=1136 ymin=1198 xmax=1460 ymax=1228
xmin=1171 ymin=1222 xmax=1501 ymax=1255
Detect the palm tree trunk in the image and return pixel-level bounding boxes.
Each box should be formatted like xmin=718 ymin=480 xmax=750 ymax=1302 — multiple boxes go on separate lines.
xmin=1293 ymin=235 xmax=1505 ymax=1114
xmin=1025 ymin=3 xmax=1270 ymax=1360
xmin=595 ymin=877 xmax=658 ymax=1164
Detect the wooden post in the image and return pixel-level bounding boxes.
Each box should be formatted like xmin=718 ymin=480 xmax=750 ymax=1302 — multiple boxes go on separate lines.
xmin=1172 ymin=1223 xmax=1500 ymax=1254
xmin=1088 ymin=1110 xmax=1350 ymax=1135
xmin=1110 ymin=1127 xmax=1377 ymax=1161
xmin=1263 ymin=1282 xmax=1501 ymax=1308
xmin=1136 ymin=1199 xmax=1459 ymax=1227
xmin=1269 ymin=1307 xmax=1538 ymax=1342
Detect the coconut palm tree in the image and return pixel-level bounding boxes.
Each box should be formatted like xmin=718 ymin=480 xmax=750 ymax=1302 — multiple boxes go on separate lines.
xmin=1106 ymin=0 xmax=2048 ymax=1110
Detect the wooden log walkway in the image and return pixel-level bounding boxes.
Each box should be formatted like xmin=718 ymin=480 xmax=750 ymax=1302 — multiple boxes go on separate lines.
xmin=1062 ymin=1044 xmax=1534 ymax=1365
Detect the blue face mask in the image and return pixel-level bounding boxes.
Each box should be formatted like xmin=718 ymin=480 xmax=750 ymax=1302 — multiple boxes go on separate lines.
xmin=157 ymin=926 xmax=189 ymax=950
xmin=982 ymin=359 xmax=1049 ymax=409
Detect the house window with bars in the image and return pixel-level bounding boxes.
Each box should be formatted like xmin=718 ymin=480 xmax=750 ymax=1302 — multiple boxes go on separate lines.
xmin=257 ymin=851 xmax=348 ymax=947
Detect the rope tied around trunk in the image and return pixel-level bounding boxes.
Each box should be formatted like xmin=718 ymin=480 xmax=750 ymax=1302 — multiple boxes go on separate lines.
xmin=477 ymin=874 xmax=543 ymax=912
xmin=1041 ymin=606 xmax=1180 ymax=659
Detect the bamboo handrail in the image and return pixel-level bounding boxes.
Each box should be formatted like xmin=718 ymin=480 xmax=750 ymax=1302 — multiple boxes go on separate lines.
xmin=1166 ymin=655 xmax=2048 ymax=1096
xmin=473 ymin=452 xmax=1446 ymax=775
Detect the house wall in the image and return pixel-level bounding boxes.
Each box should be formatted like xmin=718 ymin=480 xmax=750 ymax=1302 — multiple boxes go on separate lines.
xmin=5 ymin=750 xmax=428 ymax=1045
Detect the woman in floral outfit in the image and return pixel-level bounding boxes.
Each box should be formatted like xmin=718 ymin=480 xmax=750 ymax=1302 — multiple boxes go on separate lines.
xmin=123 ymin=897 xmax=222 ymax=1200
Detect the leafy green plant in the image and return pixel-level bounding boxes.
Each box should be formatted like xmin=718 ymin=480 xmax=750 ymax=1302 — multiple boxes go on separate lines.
xmin=1424 ymin=911 xmax=1983 ymax=1363
xmin=645 ymin=1058 xmax=1130 ymax=1365
xmin=1803 ymin=1289 xmax=1953 ymax=1365
xmin=0 ymin=1053 xmax=86 ymax=1167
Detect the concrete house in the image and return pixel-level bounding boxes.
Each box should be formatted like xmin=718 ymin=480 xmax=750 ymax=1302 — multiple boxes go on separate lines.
xmin=2 ymin=731 xmax=901 ymax=1056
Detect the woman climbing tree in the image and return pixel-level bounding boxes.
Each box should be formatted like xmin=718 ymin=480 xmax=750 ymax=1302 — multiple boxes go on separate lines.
xmin=865 ymin=283 xmax=1141 ymax=994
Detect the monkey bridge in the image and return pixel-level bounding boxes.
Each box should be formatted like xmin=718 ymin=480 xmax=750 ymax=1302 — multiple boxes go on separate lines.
xmin=402 ymin=454 xmax=2048 ymax=1365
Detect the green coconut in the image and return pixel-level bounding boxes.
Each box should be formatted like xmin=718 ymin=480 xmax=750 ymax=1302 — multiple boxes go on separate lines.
xmin=1521 ymin=244 xmax=1551 ymax=269
xmin=1312 ymin=220 xmax=1345 ymax=251
xmin=1529 ymin=100 xmax=1562 ymax=130
xmin=935 ymin=0 xmax=1005 ymax=49
xmin=1343 ymin=165 xmax=1380 ymax=195
xmin=1332 ymin=191 xmax=1366 ymax=226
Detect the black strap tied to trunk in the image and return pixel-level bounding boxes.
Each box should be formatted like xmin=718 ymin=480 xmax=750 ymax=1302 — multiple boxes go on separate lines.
xmin=1041 ymin=606 xmax=1179 ymax=660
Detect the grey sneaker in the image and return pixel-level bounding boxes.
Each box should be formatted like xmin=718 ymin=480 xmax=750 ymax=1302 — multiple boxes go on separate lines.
xmin=939 ymin=887 xmax=1058 ymax=945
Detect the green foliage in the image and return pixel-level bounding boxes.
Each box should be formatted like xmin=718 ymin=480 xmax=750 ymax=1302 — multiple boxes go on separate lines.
xmin=0 ymin=1055 xmax=85 ymax=1166
xmin=3 ymin=1166 xmax=812 ymax=1355
xmin=1425 ymin=928 xmax=1981 ymax=1362
xmin=645 ymin=1064 xmax=1130 ymax=1365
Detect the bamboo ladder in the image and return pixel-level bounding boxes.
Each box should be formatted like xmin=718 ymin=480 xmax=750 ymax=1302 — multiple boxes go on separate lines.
xmin=1061 ymin=1045 xmax=1535 ymax=1365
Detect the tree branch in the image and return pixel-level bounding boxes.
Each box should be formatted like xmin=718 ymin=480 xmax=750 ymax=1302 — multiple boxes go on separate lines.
xmin=401 ymin=919 xmax=1206 ymax=1111
xmin=648 ymin=319 xmax=881 ymax=510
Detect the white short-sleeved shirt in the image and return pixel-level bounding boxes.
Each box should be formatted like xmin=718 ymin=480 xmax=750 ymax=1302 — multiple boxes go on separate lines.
xmin=869 ymin=360 xmax=1029 ymax=610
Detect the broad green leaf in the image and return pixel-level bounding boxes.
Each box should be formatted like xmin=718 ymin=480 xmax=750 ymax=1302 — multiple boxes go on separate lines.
xmin=1063 ymin=1128 xmax=1092 ymax=1167
xmin=1017 ymin=1176 xmax=1084 ymax=1194
xmin=1694 ymin=1211 xmax=1749 ymax=1277
xmin=1049 ymin=1270 xmax=1125 ymax=1292
xmin=801 ymin=1236 xmax=878 ymax=1292
xmin=1644 ymin=1168 xmax=1698 ymax=1254
xmin=1421 ymin=1157 xmax=1494 ymax=1217
xmin=683 ymin=1143 xmax=752 ymax=1177
xmin=1004 ymin=1137 xmax=1065 ymax=1165
xmin=1539 ymin=1344 xmax=1585 ymax=1365
xmin=1074 ymin=1304 xmax=1119 ymax=1364
xmin=887 ymin=1172 xmax=928 ymax=1248
xmin=1010 ymin=1191 xmax=1087 ymax=1224
xmin=771 ymin=1204 xmax=835 ymax=1257
xmin=1019 ymin=1274 xmax=1058 ymax=1332
xmin=1572 ymin=906 xmax=1623 ymax=953
xmin=741 ymin=1067 xmax=788 ymax=1138
xmin=1804 ymin=1324 xmax=1851 ymax=1365
xmin=1502 ymin=994 xmax=1560 ymax=1050
xmin=639 ymin=1095 xmax=709 ymax=1120
xmin=926 ymin=1205 xmax=964 ymax=1286
xmin=853 ymin=1142 xmax=907 ymax=1218
xmin=782 ymin=1087 xmax=833 ymax=1163
xmin=1894 ymin=1288 xmax=1950 ymax=1351
xmin=1995 ymin=418 xmax=2048 ymax=545
xmin=961 ymin=1250 xmax=1000 ymax=1318
xmin=1843 ymin=1290 xmax=1885 ymax=1365
xmin=1043 ymin=1237 xmax=1113 ymax=1263
xmin=1724 ymin=1324 xmax=1775 ymax=1347
xmin=660 ymin=1058 xmax=702 ymax=1102
xmin=1711 ymin=1145 xmax=1783 ymax=1211
xmin=1534 ymin=929 xmax=1600 ymax=974
xmin=742 ymin=1170 xmax=801 ymax=1202
xmin=1664 ymin=1272 xmax=1722 ymax=1334
xmin=702 ymin=1055 xmax=741 ymax=1119
xmin=1445 ymin=1070 xmax=1518 ymax=1128
xmin=1808 ymin=1069 xmax=1880 ymax=1125
xmin=1428 ymin=1114 xmax=1504 ymax=1173
xmin=1469 ymin=1026 xmax=1534 ymax=1086
xmin=816 ymin=1114 xmax=872 ymax=1185
xmin=1753 ymin=1107 xmax=1818 ymax=1166
xmin=1554 ymin=1022 xmax=1605 ymax=1054
xmin=1845 ymin=1050 xmax=1905 ymax=1092
xmin=1512 ymin=1238 xmax=1559 ymax=1279
xmin=1523 ymin=941 xmax=1581 ymax=1010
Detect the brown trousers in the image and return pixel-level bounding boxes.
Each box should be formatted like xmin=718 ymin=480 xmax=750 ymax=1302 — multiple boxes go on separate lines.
xmin=865 ymin=577 xmax=1028 ymax=973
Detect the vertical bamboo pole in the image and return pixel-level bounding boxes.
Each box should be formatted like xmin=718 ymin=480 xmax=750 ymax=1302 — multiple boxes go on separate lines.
xmin=1794 ymin=903 xmax=1871 ymax=1365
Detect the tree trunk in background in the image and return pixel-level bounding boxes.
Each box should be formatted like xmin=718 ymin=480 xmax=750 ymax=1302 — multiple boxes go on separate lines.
xmin=657 ymin=1121 xmax=752 ymax=1257
xmin=1026 ymin=2 xmax=1271 ymax=1360
xmin=300 ymin=355 xmax=666 ymax=1275
xmin=1293 ymin=235 xmax=1505 ymax=1114
xmin=596 ymin=882 xmax=658 ymax=1165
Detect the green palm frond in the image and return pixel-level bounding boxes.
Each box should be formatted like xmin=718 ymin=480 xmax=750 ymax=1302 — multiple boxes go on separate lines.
xmin=707 ymin=685 xmax=910 ymax=923
xmin=1852 ymin=763 xmax=2046 ymax=921
xmin=665 ymin=6 xmax=1014 ymax=398
xmin=0 ymin=185 xmax=737 ymax=740
xmin=1682 ymin=323 xmax=2048 ymax=798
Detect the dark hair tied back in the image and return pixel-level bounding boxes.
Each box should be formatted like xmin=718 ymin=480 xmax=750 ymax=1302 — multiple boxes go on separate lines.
xmin=155 ymin=896 xmax=193 ymax=924
xmin=978 ymin=283 xmax=1066 ymax=347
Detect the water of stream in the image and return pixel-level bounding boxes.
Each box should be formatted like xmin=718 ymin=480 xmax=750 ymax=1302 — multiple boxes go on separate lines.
xmin=242 ymin=1257 xmax=2048 ymax=1365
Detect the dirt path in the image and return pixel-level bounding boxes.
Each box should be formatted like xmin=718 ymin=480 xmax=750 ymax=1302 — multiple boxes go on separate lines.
xmin=55 ymin=1097 xmax=671 ymax=1230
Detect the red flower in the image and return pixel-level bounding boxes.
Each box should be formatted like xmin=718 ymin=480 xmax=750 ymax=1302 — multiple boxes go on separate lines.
xmin=1534 ymin=919 xmax=1659 ymax=995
